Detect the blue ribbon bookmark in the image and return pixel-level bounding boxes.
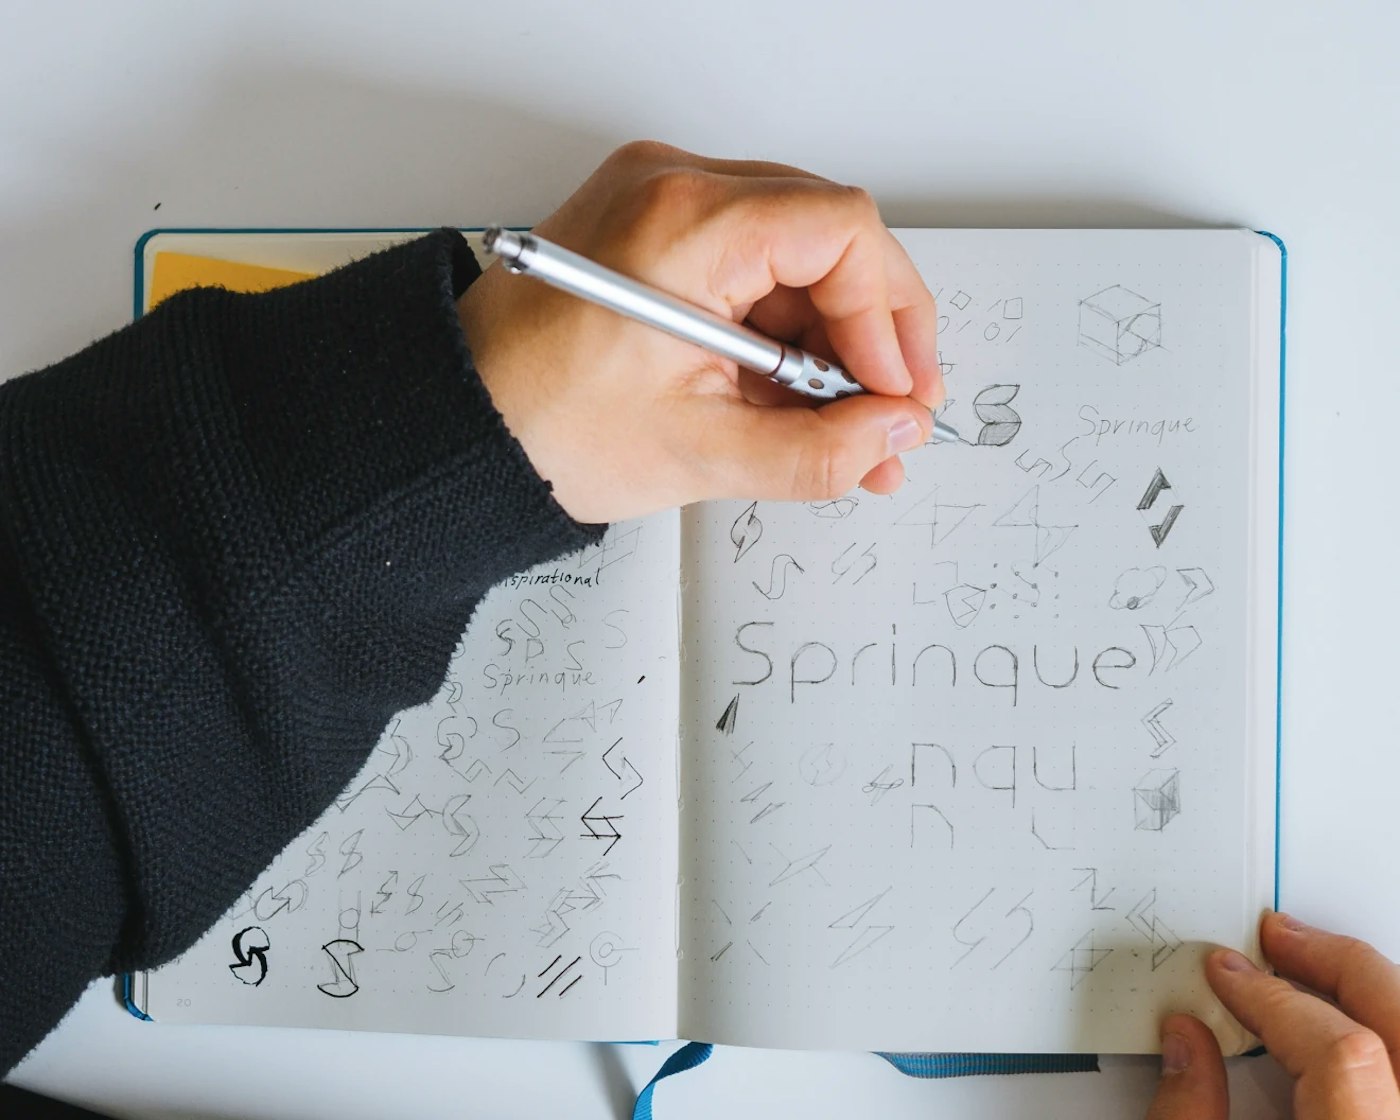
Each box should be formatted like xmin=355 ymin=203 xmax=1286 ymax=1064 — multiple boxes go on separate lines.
xmin=632 ymin=1042 xmax=714 ymax=1120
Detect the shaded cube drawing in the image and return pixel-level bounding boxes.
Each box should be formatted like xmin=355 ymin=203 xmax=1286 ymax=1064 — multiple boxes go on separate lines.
xmin=1079 ymin=285 xmax=1161 ymax=364
xmin=1133 ymin=768 xmax=1180 ymax=831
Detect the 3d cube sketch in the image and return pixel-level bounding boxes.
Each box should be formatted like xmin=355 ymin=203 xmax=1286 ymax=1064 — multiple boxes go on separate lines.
xmin=1078 ymin=284 xmax=1162 ymax=364
xmin=1133 ymin=767 xmax=1180 ymax=831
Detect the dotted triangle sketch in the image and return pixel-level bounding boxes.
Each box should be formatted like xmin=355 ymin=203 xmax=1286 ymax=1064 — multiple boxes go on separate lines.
xmin=993 ymin=486 xmax=1078 ymax=567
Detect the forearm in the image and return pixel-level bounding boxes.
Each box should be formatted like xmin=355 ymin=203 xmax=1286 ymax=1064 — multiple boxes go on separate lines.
xmin=0 ymin=230 xmax=600 ymax=1072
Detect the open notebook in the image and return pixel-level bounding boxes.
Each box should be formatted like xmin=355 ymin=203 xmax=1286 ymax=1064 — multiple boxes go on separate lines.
xmin=131 ymin=227 xmax=1284 ymax=1056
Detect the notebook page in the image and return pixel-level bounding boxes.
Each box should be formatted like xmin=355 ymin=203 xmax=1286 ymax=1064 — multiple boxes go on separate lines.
xmin=144 ymin=515 xmax=682 ymax=1043
xmin=677 ymin=230 xmax=1279 ymax=1054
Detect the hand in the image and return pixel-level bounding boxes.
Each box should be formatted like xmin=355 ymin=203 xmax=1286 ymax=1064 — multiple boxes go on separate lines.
xmin=1146 ymin=911 xmax=1400 ymax=1119
xmin=458 ymin=140 xmax=943 ymax=524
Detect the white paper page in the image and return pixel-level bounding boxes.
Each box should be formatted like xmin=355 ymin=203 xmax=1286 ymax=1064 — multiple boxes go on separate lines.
xmin=144 ymin=516 xmax=682 ymax=1043
xmin=677 ymin=230 xmax=1279 ymax=1054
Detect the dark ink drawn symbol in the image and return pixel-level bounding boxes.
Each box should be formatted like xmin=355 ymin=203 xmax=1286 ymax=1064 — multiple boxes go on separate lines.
xmin=971 ymin=384 xmax=1023 ymax=447
xmin=807 ymin=497 xmax=859 ymax=520
xmin=1078 ymin=284 xmax=1162 ymax=365
xmin=798 ymin=742 xmax=847 ymax=787
xmin=1052 ymin=931 xmax=1112 ymax=989
xmin=944 ymin=584 xmax=986 ymax=629
xmin=442 ymin=794 xmax=480 ymax=857
xmin=862 ymin=765 xmax=905 ymax=805
xmin=911 ymin=804 xmax=954 ymax=849
xmin=993 ymin=486 xmax=1077 ymax=567
xmin=229 ymin=926 xmax=270 ymax=986
xmin=602 ymin=738 xmax=645 ymax=799
xmin=1141 ymin=620 xmax=1202 ymax=673
xmin=536 ymin=954 xmax=583 ymax=998
xmin=525 ymin=797 xmax=566 ymax=858
xmin=1137 ymin=468 xmax=1184 ymax=547
xmin=387 ymin=794 xmax=434 ymax=830
xmin=768 ymin=844 xmax=831 ymax=887
xmin=1176 ymin=567 xmax=1215 ymax=611
xmin=895 ymin=488 xmax=981 ymax=548
xmin=1142 ymin=700 xmax=1176 ymax=757
xmin=589 ymin=930 xmax=635 ymax=985
xmin=406 ymin=875 xmax=425 ymax=915
xmin=580 ymin=797 xmax=623 ymax=856
xmin=1109 ymin=566 xmax=1167 ymax=611
xmin=829 ymin=887 xmax=894 ymax=968
xmin=740 ymin=780 xmax=785 ymax=825
xmin=753 ymin=553 xmax=806 ymax=600
xmin=1072 ymin=868 xmax=1118 ymax=911
xmin=715 ymin=694 xmax=740 ymax=735
xmin=831 ymin=541 xmax=877 ymax=584
xmin=730 ymin=501 xmax=763 ymax=563
xmin=461 ymin=864 xmax=526 ymax=904
xmin=338 ymin=829 xmax=364 ymax=878
xmin=1125 ymin=889 xmax=1183 ymax=970
xmin=1134 ymin=769 xmax=1181 ymax=831
xmin=252 ymin=879 xmax=308 ymax=920
xmin=317 ymin=939 xmax=363 ymax=998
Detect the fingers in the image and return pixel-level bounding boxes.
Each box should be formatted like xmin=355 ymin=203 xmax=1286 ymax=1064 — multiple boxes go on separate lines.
xmin=699 ymin=393 xmax=930 ymax=503
xmin=1262 ymin=911 xmax=1400 ymax=1069
xmin=1144 ymin=1014 xmax=1228 ymax=1120
xmin=1207 ymin=949 xmax=1400 ymax=1119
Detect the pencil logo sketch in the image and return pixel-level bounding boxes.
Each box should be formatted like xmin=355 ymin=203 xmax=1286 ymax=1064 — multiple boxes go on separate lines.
xmin=798 ymin=742 xmax=848 ymax=787
xmin=715 ymin=694 xmax=740 ymax=735
xmin=1125 ymin=889 xmax=1183 ymax=970
xmin=589 ymin=930 xmax=635 ymax=985
xmin=1137 ymin=468 xmax=1184 ymax=547
xmin=524 ymin=797 xmax=565 ymax=858
xmin=806 ymin=496 xmax=859 ymax=520
xmin=768 ymin=843 xmax=831 ymax=887
xmin=1141 ymin=620 xmax=1202 ymax=673
xmin=971 ymin=384 xmax=1023 ymax=447
xmin=1052 ymin=931 xmax=1112 ymax=989
xmin=831 ymin=541 xmax=877 ymax=585
xmin=753 ymin=553 xmax=805 ymax=600
xmin=993 ymin=486 xmax=1077 ymax=567
xmin=1072 ymin=867 xmax=1117 ymax=911
xmin=730 ymin=501 xmax=763 ymax=563
xmin=1078 ymin=284 xmax=1161 ymax=365
xmin=945 ymin=584 xmax=987 ymax=629
xmin=895 ymin=488 xmax=981 ymax=548
xmin=580 ymin=797 xmax=624 ymax=856
xmin=910 ymin=803 xmax=955 ymax=849
xmin=1176 ymin=567 xmax=1215 ymax=611
xmin=829 ymin=887 xmax=895 ymax=968
xmin=602 ymin=738 xmax=645 ymax=799
xmin=460 ymin=864 xmax=526 ymax=905
xmin=1133 ymin=769 xmax=1181 ymax=831
xmin=1142 ymin=700 xmax=1176 ymax=757
xmin=228 ymin=926 xmax=270 ymax=986
xmin=1109 ymin=567 xmax=1167 ymax=611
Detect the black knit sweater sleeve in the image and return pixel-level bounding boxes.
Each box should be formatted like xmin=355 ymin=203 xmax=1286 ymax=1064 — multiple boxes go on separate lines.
xmin=0 ymin=230 xmax=602 ymax=1073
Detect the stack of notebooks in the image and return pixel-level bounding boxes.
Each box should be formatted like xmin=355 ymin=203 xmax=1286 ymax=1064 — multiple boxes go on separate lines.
xmin=129 ymin=226 xmax=1285 ymax=1060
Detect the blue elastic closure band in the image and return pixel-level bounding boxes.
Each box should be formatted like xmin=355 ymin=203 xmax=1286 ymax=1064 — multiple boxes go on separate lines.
xmin=632 ymin=1042 xmax=714 ymax=1120
xmin=877 ymin=1051 xmax=1099 ymax=1077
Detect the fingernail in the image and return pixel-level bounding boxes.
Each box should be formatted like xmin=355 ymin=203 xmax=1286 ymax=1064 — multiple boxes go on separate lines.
xmin=886 ymin=417 xmax=924 ymax=455
xmin=1216 ymin=949 xmax=1257 ymax=972
xmin=1161 ymin=1032 xmax=1191 ymax=1076
xmin=1276 ymin=912 xmax=1309 ymax=933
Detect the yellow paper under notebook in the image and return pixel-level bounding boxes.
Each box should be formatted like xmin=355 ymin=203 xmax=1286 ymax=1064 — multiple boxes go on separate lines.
xmin=147 ymin=252 xmax=313 ymax=307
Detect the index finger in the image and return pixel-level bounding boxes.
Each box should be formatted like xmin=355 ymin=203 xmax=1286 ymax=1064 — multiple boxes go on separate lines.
xmin=1206 ymin=949 xmax=1400 ymax=1119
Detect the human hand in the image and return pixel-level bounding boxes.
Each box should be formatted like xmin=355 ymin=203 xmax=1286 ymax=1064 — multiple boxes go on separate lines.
xmin=457 ymin=140 xmax=943 ymax=524
xmin=1145 ymin=911 xmax=1400 ymax=1118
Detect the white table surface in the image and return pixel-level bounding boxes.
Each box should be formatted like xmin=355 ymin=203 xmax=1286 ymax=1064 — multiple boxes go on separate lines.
xmin=2 ymin=1 xmax=1396 ymax=1116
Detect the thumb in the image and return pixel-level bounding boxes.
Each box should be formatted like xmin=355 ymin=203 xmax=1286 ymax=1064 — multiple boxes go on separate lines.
xmin=702 ymin=395 xmax=930 ymax=503
xmin=1145 ymin=1014 xmax=1230 ymax=1120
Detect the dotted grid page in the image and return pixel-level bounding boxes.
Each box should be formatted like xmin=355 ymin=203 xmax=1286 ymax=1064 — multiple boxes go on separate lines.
xmin=143 ymin=513 xmax=683 ymax=1044
xmin=677 ymin=229 xmax=1279 ymax=1055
